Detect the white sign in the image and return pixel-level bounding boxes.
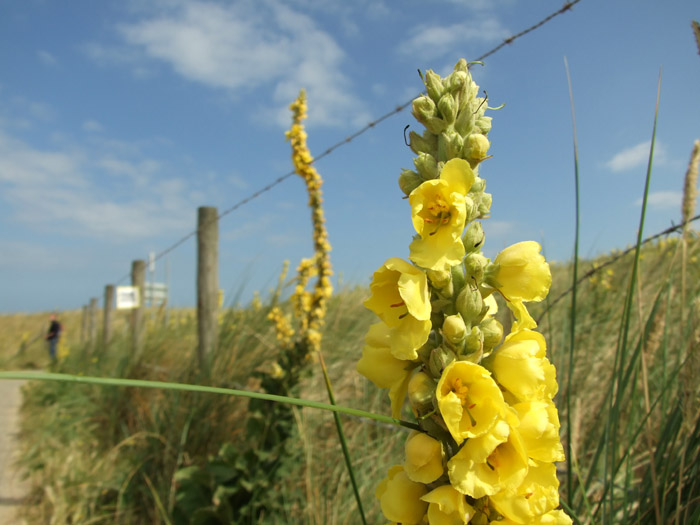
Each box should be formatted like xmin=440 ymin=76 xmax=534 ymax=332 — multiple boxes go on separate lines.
xmin=116 ymin=286 xmax=140 ymax=309
xmin=145 ymin=283 xmax=168 ymax=305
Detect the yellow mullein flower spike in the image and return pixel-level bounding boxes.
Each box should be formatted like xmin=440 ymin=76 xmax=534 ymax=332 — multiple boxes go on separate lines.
xmin=421 ymin=484 xmax=476 ymax=525
xmin=436 ymin=360 xmax=507 ymax=444
xmin=364 ymin=258 xmax=431 ymax=360
xmin=356 ymin=323 xmax=417 ymax=418
xmin=404 ymin=431 xmax=445 ymax=484
xmin=375 ymin=465 xmax=428 ymax=525
xmin=447 ymin=419 xmax=529 ymax=499
xmin=409 ymin=158 xmax=475 ymax=271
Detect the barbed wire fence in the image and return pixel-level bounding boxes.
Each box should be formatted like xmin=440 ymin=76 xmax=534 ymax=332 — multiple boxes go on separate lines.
xmin=114 ymin=0 xmax=583 ymax=286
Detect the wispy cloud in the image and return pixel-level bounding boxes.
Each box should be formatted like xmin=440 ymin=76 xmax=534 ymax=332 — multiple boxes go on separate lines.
xmin=398 ymin=18 xmax=509 ymax=62
xmin=82 ymin=119 xmax=104 ymax=133
xmin=107 ymin=0 xmax=368 ymax=127
xmin=635 ymin=190 xmax=682 ymax=210
xmin=37 ymin=49 xmax=58 ymax=67
xmin=605 ymin=140 xmax=668 ymax=173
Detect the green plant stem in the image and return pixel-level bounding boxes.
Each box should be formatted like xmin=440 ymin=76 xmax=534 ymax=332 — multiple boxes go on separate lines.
xmin=564 ymin=56 xmax=580 ymax=508
xmin=0 ymin=370 xmax=421 ymax=432
xmin=316 ymin=351 xmax=367 ymax=525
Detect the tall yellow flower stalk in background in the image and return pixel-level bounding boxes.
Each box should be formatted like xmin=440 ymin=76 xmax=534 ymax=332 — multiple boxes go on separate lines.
xmin=358 ymin=59 xmax=571 ymax=524
xmin=286 ymin=89 xmax=333 ymax=352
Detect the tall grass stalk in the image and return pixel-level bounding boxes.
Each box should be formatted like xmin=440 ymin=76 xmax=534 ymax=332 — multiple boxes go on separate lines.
xmin=564 ymin=56 xmax=581 ymax=508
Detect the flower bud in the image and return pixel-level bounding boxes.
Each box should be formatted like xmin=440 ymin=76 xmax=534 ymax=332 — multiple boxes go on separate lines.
xmin=429 ymin=345 xmax=456 ymax=378
xmin=476 ymin=116 xmax=492 ymax=134
xmin=409 ymin=130 xmax=437 ymax=156
xmin=465 ymin=133 xmax=490 ymax=163
xmin=442 ymin=314 xmax=467 ymax=345
xmin=476 ymin=192 xmax=492 ymax=217
xmin=454 ymin=107 xmax=475 ymax=136
xmin=399 ymin=169 xmax=423 ymax=196
xmin=463 ymin=195 xmax=480 ymax=223
xmin=462 ymin=221 xmax=484 ymax=254
xmin=470 ymin=176 xmax=486 ymax=193
xmin=450 ymin=262 xmax=466 ymax=293
xmin=480 ymin=316 xmax=503 ymax=353
xmin=447 ymin=71 xmax=467 ymax=93
xmin=438 ymin=93 xmax=457 ymax=124
xmin=414 ymin=152 xmax=438 ymax=180
xmin=443 ymin=131 xmax=464 ymax=159
xmin=416 ymin=331 xmax=440 ymax=364
xmin=405 ymin=431 xmax=444 ymax=484
xmin=464 ymin=252 xmax=488 ymax=283
xmin=462 ymin=326 xmax=483 ymax=358
xmin=412 ymin=96 xmax=436 ymax=122
xmin=425 ymin=70 xmax=445 ymax=103
xmin=408 ymin=371 xmax=436 ymax=415
xmin=456 ymin=285 xmax=483 ymax=323
xmin=423 ymin=116 xmax=448 ymax=135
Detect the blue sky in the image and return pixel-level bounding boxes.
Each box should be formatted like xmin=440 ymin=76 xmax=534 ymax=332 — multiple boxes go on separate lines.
xmin=1 ymin=0 xmax=699 ymax=313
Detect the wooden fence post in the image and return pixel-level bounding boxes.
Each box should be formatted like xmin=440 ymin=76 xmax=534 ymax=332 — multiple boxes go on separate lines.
xmin=80 ymin=305 xmax=88 ymax=345
xmin=103 ymin=284 xmax=115 ymax=347
xmin=88 ymin=297 xmax=98 ymax=347
xmin=131 ymin=259 xmax=146 ymax=355
xmin=197 ymin=206 xmax=219 ymax=367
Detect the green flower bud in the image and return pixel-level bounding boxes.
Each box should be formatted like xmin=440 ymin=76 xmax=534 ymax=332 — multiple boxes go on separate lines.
xmin=447 ymin=71 xmax=467 ymax=94
xmin=425 ymin=70 xmax=445 ymax=103
xmin=462 ymin=221 xmax=484 ymax=254
xmin=462 ymin=326 xmax=483 ymax=359
xmin=456 ymin=285 xmax=483 ymax=323
xmin=438 ymin=93 xmax=457 ymax=124
xmin=451 ymin=262 xmax=466 ymax=293
xmin=423 ymin=116 xmax=448 ymax=135
xmin=454 ymin=107 xmax=475 ymax=136
xmin=476 ymin=116 xmax=492 ymax=134
xmin=412 ymin=95 xmax=436 ymax=122
xmin=465 ymin=133 xmax=490 ymax=163
xmin=470 ymin=176 xmax=486 ymax=193
xmin=453 ymin=58 xmax=468 ymax=73
xmin=476 ymin=192 xmax=492 ymax=217
xmin=429 ymin=345 xmax=456 ymax=378
xmin=442 ymin=314 xmax=467 ymax=345
xmin=463 ymin=195 xmax=480 ymax=223
xmin=417 ymin=331 xmax=441 ymax=364
xmin=443 ymin=131 xmax=464 ymax=160
xmin=408 ymin=371 xmax=436 ymax=415
xmin=398 ymin=169 xmax=423 ymax=196
xmin=409 ymin=130 xmax=437 ymax=156
xmin=464 ymin=252 xmax=488 ymax=283
xmin=414 ymin=152 xmax=438 ymax=180
xmin=480 ymin=316 xmax=503 ymax=353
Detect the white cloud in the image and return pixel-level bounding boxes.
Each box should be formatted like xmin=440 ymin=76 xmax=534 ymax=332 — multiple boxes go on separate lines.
xmin=82 ymin=119 xmax=104 ymax=133
xmin=605 ymin=141 xmax=668 ymax=173
xmin=0 ymin=130 xmax=197 ymax=240
xmin=115 ymin=0 xmax=369 ymax=127
xmin=37 ymin=50 xmax=58 ymax=67
xmin=399 ymin=18 xmax=509 ymax=62
xmin=635 ymin=190 xmax=682 ymax=209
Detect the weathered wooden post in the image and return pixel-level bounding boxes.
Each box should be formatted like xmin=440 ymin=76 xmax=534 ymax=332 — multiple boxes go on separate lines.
xmin=88 ymin=297 xmax=98 ymax=347
xmin=197 ymin=206 xmax=219 ymax=367
xmin=80 ymin=304 xmax=88 ymax=344
xmin=103 ymin=284 xmax=115 ymax=347
xmin=131 ymin=259 xmax=146 ymax=355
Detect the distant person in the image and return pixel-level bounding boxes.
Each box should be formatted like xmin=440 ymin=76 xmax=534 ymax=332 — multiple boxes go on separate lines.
xmin=46 ymin=313 xmax=61 ymax=363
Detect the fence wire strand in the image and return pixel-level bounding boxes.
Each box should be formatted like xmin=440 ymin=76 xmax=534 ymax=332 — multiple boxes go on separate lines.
xmin=114 ymin=0 xmax=582 ymax=286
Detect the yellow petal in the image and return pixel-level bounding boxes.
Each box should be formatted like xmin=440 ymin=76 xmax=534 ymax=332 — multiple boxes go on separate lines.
xmin=421 ymin=484 xmax=476 ymax=525
xmin=494 ymin=241 xmax=552 ymax=302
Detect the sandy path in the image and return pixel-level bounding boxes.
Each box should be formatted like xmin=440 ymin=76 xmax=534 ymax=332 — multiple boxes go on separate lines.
xmin=0 ymin=379 xmax=29 ymax=524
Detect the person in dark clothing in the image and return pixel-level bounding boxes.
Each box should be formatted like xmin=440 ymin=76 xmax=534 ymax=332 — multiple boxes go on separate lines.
xmin=46 ymin=313 xmax=61 ymax=362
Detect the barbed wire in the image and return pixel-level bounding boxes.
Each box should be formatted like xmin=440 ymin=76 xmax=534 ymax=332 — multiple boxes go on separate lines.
xmin=535 ymin=214 xmax=700 ymax=323
xmin=114 ymin=0 xmax=582 ymax=286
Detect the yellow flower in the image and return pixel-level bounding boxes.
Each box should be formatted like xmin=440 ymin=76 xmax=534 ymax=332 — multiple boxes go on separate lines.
xmin=513 ymin=401 xmax=565 ymax=463
xmin=375 ymin=465 xmax=428 ymax=524
xmin=421 ymin=484 xmax=476 ymax=525
xmin=485 ymin=330 xmax=557 ymax=403
xmin=364 ymin=258 xmax=431 ymax=360
xmin=489 ymin=460 xmax=563 ymax=524
xmin=356 ymin=323 xmax=417 ymax=418
xmin=409 ymin=158 xmax=475 ymax=271
xmin=490 ymin=510 xmax=572 ymax=525
xmin=506 ymin=299 xmax=537 ymax=332
xmin=436 ymin=361 xmax=506 ymax=444
xmin=491 ymin=241 xmax=551 ymax=302
xmin=448 ymin=418 xmax=528 ymax=499
xmin=404 ymin=431 xmax=444 ymax=484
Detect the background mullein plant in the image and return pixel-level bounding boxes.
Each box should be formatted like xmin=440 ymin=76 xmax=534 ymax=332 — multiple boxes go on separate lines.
xmin=357 ymin=59 xmax=571 ymax=524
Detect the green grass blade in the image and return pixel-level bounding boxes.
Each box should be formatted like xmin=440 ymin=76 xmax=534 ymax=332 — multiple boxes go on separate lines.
xmin=0 ymin=370 xmax=421 ymax=432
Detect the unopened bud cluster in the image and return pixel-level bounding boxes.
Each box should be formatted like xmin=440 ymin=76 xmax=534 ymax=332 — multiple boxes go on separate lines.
xmin=358 ymin=60 xmax=570 ymax=524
